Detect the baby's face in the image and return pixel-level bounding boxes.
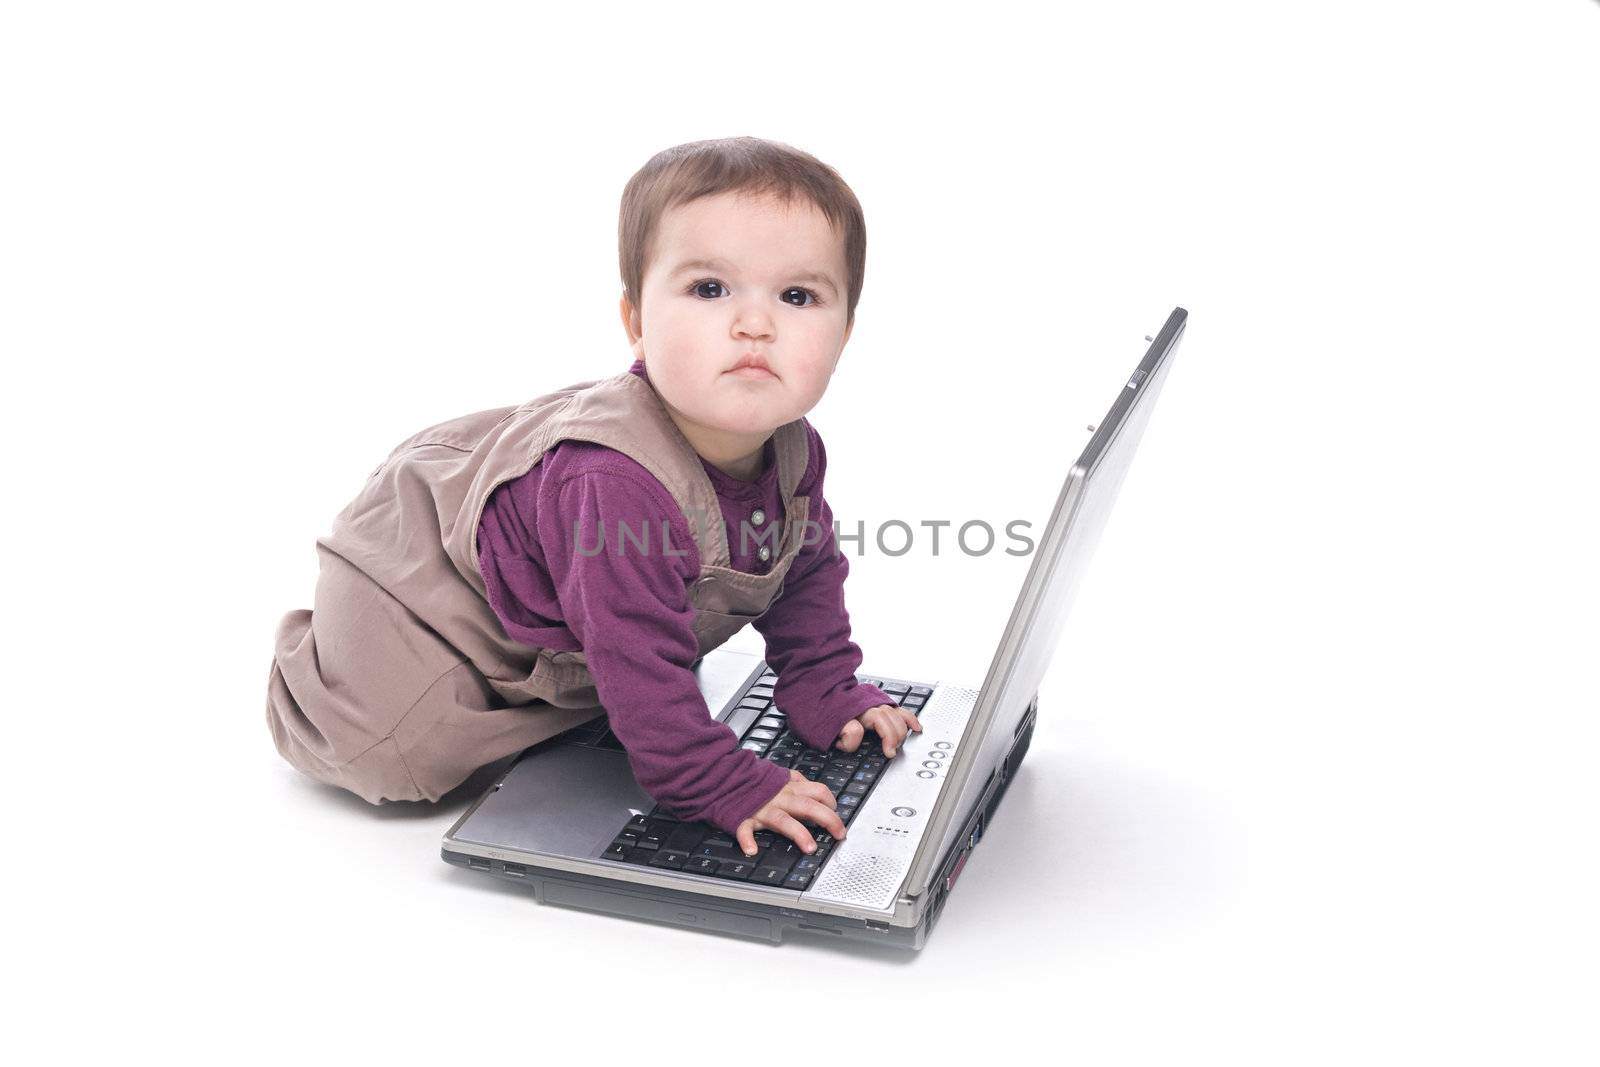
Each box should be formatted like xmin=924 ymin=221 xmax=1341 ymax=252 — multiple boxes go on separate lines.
xmin=622 ymin=190 xmax=853 ymax=463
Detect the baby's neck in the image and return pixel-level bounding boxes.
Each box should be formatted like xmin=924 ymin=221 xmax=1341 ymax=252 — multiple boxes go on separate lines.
xmin=661 ymin=405 xmax=771 ymax=482
xmin=694 ymin=433 xmax=770 ymax=482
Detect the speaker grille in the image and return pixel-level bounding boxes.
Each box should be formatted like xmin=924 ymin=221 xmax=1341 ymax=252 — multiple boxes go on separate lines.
xmin=805 ymin=684 xmax=978 ymax=910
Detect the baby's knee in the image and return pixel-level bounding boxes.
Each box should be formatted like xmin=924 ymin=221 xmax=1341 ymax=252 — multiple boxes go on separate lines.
xmin=266 ymin=649 xmax=428 ymax=804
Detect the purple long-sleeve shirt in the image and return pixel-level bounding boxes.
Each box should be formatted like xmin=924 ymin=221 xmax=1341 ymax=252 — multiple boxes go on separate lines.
xmin=475 ymin=360 xmax=892 ymax=835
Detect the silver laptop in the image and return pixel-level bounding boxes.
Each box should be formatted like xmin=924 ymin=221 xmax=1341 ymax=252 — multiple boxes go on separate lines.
xmin=441 ymin=307 xmax=1188 ymax=949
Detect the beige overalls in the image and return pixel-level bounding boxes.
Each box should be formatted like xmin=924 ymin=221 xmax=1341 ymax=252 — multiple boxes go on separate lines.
xmin=266 ymin=370 xmax=814 ymax=804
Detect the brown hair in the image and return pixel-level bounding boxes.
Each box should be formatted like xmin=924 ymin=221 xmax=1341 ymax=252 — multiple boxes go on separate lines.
xmin=618 ymin=136 xmax=867 ymax=325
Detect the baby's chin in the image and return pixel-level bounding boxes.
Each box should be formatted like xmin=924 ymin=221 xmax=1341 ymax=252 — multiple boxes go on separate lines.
xmin=655 ymin=376 xmax=800 ymax=437
xmin=693 ymin=408 xmax=789 ymax=438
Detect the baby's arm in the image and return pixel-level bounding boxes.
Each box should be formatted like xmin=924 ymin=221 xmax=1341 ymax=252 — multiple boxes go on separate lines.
xmin=535 ymin=459 xmax=795 ymax=836
xmin=752 ymin=423 xmax=904 ymax=751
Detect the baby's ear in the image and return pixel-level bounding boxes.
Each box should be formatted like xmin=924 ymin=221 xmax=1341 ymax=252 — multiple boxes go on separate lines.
xmin=618 ymin=293 xmax=643 ymax=341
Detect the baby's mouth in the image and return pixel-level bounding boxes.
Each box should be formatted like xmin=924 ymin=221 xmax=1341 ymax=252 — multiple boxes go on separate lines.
xmin=727 ymin=353 xmax=778 ymax=380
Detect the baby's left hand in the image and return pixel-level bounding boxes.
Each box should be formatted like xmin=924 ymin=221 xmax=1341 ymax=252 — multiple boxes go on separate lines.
xmin=835 ymin=704 xmax=923 ymax=758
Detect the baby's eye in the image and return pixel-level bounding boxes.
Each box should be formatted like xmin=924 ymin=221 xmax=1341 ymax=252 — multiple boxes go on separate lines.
xmin=687 ymin=279 xmax=822 ymax=307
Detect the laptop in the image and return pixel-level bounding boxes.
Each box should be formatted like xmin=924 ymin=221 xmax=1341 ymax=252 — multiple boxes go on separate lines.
xmin=441 ymin=306 xmax=1188 ymax=949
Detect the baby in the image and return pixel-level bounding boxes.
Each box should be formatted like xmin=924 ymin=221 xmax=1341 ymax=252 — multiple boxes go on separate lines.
xmin=266 ymin=136 xmax=919 ymax=860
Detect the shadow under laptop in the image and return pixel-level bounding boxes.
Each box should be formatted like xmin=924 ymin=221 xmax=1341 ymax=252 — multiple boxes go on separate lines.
xmin=429 ymin=747 xmax=1205 ymax=958
xmin=297 ymin=740 xmax=1211 ymax=956
xmin=435 ymin=856 xmax=925 ymax=963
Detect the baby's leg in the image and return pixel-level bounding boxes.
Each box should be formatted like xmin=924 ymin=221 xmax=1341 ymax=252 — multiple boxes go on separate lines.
xmin=265 ymin=544 xmax=450 ymax=802
xmin=266 ymin=544 xmax=601 ymax=803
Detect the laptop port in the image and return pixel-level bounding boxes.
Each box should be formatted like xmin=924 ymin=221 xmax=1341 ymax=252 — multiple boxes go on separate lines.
xmin=944 ymin=849 xmax=971 ymax=892
xmin=501 ymin=862 xmax=527 ymax=877
xmin=467 ymin=856 xmax=491 ymax=871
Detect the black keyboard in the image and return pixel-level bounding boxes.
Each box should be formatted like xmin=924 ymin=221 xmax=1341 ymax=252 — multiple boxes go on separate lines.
xmin=593 ymin=669 xmax=933 ymax=889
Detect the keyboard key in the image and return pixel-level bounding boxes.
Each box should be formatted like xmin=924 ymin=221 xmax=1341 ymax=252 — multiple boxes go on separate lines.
xmin=649 ymin=850 xmax=690 ymax=870
xmin=664 ymin=823 xmax=707 ymax=853
xmin=741 ymin=740 xmax=770 ymax=753
xmin=783 ymin=870 xmax=815 ymax=890
xmin=637 ymin=834 xmax=663 ymax=850
xmin=909 ymin=686 xmax=933 ymax=700
xmin=713 ymin=861 xmax=754 ymax=880
xmin=844 ymin=782 xmax=869 ymax=796
xmin=622 ymin=846 xmax=654 ymax=865
xmin=746 ymin=728 xmax=780 ymax=741
xmin=837 ymin=794 xmax=861 ymax=808
xmin=751 ymin=866 xmax=789 ymax=886
xmin=760 ymin=841 xmax=801 ymax=874
xmin=695 ymin=842 xmax=749 ymax=863
xmin=687 ymin=856 xmax=721 ymax=875
xmin=604 ymin=842 xmax=629 ymax=858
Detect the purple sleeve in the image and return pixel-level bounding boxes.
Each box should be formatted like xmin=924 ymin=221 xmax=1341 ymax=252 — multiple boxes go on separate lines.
xmin=523 ymin=450 xmax=791 ymax=836
xmin=753 ymin=422 xmax=895 ymax=751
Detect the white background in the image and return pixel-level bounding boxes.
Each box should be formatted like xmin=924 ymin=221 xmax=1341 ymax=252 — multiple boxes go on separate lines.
xmin=6 ymin=1 xmax=1597 ymax=1062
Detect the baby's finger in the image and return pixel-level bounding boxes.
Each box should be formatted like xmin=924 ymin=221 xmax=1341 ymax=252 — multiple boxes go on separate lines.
xmin=791 ymin=795 xmax=848 ymax=840
xmin=900 ymin=707 xmax=923 ymax=733
xmin=767 ymin=810 xmax=818 ymax=854
xmin=800 ymin=780 xmax=838 ymax=808
xmin=877 ymin=717 xmax=906 ymax=757
xmin=737 ymin=823 xmax=758 ymax=857
xmin=836 ymin=720 xmax=863 ymax=753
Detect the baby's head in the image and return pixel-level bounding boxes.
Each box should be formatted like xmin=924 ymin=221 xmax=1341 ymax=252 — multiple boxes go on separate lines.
xmin=618 ymin=136 xmax=866 ymax=475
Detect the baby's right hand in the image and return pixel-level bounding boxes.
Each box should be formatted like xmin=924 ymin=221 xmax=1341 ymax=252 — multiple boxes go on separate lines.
xmin=736 ymin=769 xmax=847 ymax=858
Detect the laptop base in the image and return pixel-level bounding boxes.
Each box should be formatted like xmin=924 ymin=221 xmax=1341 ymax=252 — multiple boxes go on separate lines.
xmin=441 ymin=698 xmax=1036 ymax=950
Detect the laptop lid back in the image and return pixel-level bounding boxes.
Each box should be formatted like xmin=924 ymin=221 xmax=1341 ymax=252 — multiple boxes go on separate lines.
xmin=902 ymin=307 xmax=1188 ymax=896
